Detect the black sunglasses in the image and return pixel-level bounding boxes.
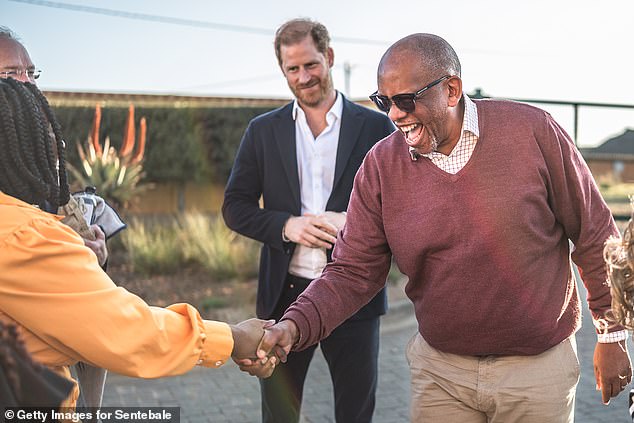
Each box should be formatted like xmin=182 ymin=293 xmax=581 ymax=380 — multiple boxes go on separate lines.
xmin=369 ymin=75 xmax=451 ymax=113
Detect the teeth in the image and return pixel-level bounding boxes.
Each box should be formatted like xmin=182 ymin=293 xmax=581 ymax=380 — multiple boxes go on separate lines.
xmin=400 ymin=123 xmax=418 ymax=134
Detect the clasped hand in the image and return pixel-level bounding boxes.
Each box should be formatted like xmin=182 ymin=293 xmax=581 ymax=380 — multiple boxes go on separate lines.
xmin=235 ymin=320 xmax=299 ymax=377
xmin=230 ymin=318 xmax=279 ymax=378
xmin=283 ymin=212 xmax=346 ymax=249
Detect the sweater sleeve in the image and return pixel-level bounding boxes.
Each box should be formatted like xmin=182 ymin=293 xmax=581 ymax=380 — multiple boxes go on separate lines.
xmin=537 ymin=112 xmax=621 ymax=331
xmin=0 ymin=216 xmax=233 ymax=377
xmin=284 ymin=149 xmax=393 ymax=350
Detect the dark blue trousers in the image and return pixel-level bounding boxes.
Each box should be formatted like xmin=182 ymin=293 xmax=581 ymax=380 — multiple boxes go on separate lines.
xmin=260 ymin=275 xmax=380 ymax=423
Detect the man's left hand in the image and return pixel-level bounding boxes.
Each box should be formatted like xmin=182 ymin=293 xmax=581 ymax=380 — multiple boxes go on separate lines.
xmin=594 ymin=340 xmax=632 ymax=404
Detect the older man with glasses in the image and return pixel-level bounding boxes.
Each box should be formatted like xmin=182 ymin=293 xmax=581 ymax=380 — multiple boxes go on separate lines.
xmin=0 ymin=26 xmax=113 ymax=414
xmin=0 ymin=27 xmax=108 ymax=265
xmin=0 ymin=29 xmax=40 ymax=83
xmin=258 ymin=32 xmax=631 ymax=423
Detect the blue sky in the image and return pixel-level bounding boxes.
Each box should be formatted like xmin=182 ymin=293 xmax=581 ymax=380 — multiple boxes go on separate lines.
xmin=4 ymin=0 xmax=633 ymax=147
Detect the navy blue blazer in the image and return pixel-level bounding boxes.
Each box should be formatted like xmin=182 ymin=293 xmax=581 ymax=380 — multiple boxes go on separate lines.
xmin=222 ymin=95 xmax=395 ymax=319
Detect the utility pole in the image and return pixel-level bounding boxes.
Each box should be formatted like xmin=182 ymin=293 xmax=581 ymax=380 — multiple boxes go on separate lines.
xmin=344 ymin=61 xmax=351 ymax=97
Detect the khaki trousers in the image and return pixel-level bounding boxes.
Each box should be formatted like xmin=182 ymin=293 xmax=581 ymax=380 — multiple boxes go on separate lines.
xmin=406 ymin=333 xmax=580 ymax=422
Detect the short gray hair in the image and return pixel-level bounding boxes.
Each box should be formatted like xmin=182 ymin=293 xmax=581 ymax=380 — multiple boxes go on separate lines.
xmin=0 ymin=26 xmax=21 ymax=41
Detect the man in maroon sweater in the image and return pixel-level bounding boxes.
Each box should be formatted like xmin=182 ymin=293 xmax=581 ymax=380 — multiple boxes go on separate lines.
xmin=255 ymin=33 xmax=632 ymax=421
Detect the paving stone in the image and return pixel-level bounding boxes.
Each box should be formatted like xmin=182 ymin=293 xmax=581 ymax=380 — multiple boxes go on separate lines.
xmin=102 ymin=277 xmax=634 ymax=422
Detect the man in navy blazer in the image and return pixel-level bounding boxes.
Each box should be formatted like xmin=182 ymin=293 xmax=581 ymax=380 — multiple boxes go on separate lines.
xmin=222 ymin=18 xmax=394 ymax=423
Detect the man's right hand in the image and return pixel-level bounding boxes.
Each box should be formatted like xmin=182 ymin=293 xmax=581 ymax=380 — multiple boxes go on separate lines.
xmin=257 ymin=319 xmax=300 ymax=364
xmin=283 ymin=214 xmax=338 ymax=248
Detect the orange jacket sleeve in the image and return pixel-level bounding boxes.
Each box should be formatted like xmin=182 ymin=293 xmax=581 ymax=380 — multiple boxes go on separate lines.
xmin=0 ymin=195 xmax=233 ymax=378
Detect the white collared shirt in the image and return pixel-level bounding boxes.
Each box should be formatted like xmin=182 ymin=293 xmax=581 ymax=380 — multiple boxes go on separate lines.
xmin=288 ymin=92 xmax=343 ymax=279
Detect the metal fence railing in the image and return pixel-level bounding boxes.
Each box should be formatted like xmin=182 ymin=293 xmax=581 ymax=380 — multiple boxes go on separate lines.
xmin=469 ymin=88 xmax=634 ymax=147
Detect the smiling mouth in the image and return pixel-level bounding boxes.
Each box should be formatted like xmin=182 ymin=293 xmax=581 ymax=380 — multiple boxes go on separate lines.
xmin=399 ymin=123 xmax=424 ymax=145
xmin=299 ymin=80 xmax=319 ymax=90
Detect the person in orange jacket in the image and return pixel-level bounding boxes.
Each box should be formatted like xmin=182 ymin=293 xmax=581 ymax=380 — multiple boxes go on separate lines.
xmin=0 ymin=77 xmax=275 ymax=408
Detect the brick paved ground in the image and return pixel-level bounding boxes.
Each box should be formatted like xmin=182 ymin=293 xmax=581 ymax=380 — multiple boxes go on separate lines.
xmin=103 ymin=280 xmax=634 ymax=422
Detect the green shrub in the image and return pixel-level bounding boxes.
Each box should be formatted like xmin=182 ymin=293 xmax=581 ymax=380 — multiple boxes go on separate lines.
xmin=121 ymin=218 xmax=183 ymax=276
xmin=200 ymin=297 xmax=229 ymax=312
xmin=600 ymin=183 xmax=634 ymax=202
xmin=68 ymin=137 xmax=147 ymax=210
xmin=178 ymin=212 xmax=259 ymax=281
xmin=140 ymin=108 xmax=212 ymax=183
xmin=121 ymin=213 xmax=259 ymax=280
xmin=54 ymin=105 xmax=275 ymax=185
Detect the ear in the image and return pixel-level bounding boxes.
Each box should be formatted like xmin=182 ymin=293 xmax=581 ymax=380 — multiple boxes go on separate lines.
xmin=326 ymin=47 xmax=334 ymax=68
xmin=447 ymin=76 xmax=463 ymax=107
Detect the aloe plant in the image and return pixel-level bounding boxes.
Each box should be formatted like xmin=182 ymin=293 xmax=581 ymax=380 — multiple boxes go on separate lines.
xmin=67 ymin=104 xmax=148 ymax=209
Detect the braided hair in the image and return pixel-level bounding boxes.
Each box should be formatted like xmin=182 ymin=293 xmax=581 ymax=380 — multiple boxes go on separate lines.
xmin=0 ymin=78 xmax=70 ymax=209
xmin=0 ymin=322 xmax=25 ymax=395
xmin=0 ymin=320 xmax=74 ymax=406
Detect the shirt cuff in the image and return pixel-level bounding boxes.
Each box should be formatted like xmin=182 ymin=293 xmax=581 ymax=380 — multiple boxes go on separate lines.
xmin=197 ymin=321 xmax=234 ymax=367
xmin=597 ymin=329 xmax=628 ymax=343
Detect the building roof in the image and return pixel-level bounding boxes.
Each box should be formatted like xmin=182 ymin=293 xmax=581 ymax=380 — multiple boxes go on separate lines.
xmin=42 ymin=90 xmax=292 ymax=109
xmin=581 ymin=128 xmax=634 ymax=160
xmin=590 ymin=129 xmax=634 ymax=154
xmin=42 ymin=89 xmax=377 ymax=110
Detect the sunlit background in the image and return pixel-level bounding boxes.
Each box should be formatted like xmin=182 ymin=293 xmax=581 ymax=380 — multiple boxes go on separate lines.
xmin=4 ymin=0 xmax=634 ymax=148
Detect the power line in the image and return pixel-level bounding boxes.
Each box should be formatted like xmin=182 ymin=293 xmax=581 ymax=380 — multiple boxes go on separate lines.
xmin=179 ymin=73 xmax=282 ymax=91
xmin=177 ymin=62 xmax=353 ymax=92
xmin=10 ymin=1 xmax=540 ymax=56
xmin=9 ymin=0 xmax=389 ymax=46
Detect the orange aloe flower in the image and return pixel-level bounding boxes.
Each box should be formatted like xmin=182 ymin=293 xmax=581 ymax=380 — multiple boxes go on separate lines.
xmin=91 ymin=104 xmax=102 ymax=157
xmin=132 ymin=117 xmax=147 ymax=164
xmin=120 ymin=104 xmax=136 ymax=157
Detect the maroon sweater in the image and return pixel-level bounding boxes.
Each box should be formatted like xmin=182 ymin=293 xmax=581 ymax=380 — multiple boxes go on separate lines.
xmin=284 ymin=99 xmax=619 ymax=356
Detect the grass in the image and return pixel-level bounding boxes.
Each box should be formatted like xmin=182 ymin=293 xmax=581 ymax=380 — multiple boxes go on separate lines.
xmin=600 ymin=183 xmax=634 ymax=202
xmin=597 ymin=181 xmax=634 ymax=221
xmin=121 ymin=219 xmax=183 ymax=276
xmin=597 ymin=175 xmax=634 ymax=202
xmin=179 ymin=213 xmax=259 ymax=280
xmin=121 ymin=212 xmax=259 ymax=280
xmin=200 ymin=296 xmax=229 ymax=312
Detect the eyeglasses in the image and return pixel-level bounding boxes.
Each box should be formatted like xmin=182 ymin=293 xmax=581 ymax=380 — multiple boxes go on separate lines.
xmin=0 ymin=69 xmax=42 ymax=81
xmin=369 ymin=75 xmax=451 ymax=113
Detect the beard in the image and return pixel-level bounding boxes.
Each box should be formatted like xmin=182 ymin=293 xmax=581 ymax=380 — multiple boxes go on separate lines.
xmin=425 ymin=105 xmax=449 ymax=153
xmin=411 ymin=128 xmax=438 ymax=154
xmin=429 ymin=133 xmax=439 ymax=152
xmin=290 ymin=73 xmax=334 ymax=107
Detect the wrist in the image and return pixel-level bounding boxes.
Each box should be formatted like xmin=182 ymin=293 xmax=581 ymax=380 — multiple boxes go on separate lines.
xmin=281 ymin=319 xmax=300 ymax=347
xmin=229 ymin=324 xmax=242 ymax=358
xmin=282 ymin=218 xmax=291 ymax=242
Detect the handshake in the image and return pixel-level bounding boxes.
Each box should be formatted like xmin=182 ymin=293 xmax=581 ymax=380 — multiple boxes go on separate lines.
xmin=229 ymin=319 xmax=300 ymax=378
